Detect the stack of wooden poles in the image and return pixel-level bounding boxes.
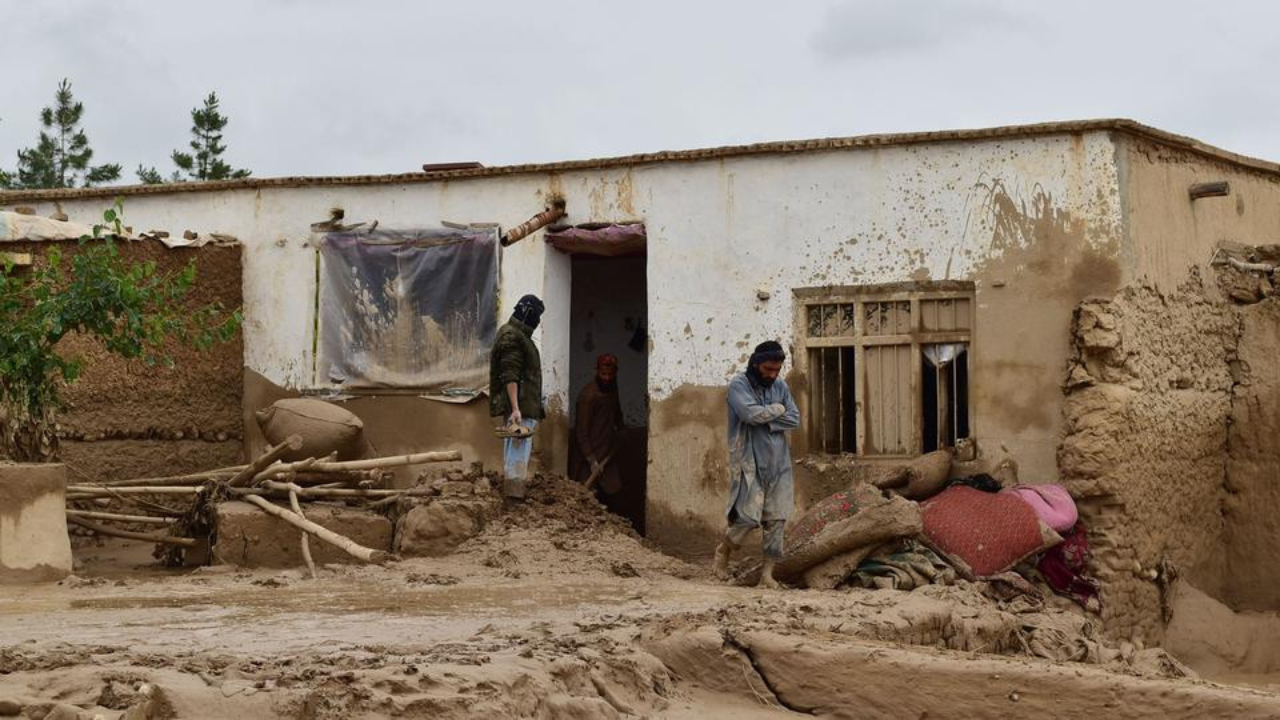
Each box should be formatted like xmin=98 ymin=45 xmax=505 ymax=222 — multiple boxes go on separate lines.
xmin=64 ymin=434 xmax=461 ymax=575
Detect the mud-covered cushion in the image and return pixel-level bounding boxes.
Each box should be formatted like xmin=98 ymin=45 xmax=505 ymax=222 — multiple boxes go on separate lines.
xmin=921 ymin=485 xmax=1061 ymax=577
xmin=1003 ymin=484 xmax=1078 ymax=533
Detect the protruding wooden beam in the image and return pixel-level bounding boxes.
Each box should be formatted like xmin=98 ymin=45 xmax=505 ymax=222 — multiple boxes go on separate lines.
xmin=1190 ymin=181 xmax=1230 ymax=200
xmin=501 ymin=198 xmax=567 ymax=247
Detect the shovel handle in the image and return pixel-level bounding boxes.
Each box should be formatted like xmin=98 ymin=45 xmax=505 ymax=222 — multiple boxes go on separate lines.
xmin=584 ymin=452 xmax=616 ymax=490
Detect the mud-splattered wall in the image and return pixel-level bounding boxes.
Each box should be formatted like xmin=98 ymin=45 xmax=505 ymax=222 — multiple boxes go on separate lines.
xmin=1 ymin=239 xmax=244 ymax=481
xmin=641 ymin=135 xmax=1124 ymax=554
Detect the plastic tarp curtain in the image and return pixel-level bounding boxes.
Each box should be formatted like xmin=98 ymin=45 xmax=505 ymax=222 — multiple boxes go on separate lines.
xmin=317 ymin=227 xmax=498 ymax=390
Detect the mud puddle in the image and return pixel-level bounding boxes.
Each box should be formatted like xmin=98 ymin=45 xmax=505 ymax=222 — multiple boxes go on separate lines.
xmin=69 ymin=581 xmax=631 ymax=615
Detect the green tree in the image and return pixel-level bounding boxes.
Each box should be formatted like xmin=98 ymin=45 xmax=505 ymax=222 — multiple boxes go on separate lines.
xmin=135 ymin=164 xmax=167 ymax=184
xmin=0 ymin=201 xmax=241 ymax=462
xmin=13 ymin=79 xmax=121 ymax=189
xmin=172 ymin=92 xmax=251 ymax=181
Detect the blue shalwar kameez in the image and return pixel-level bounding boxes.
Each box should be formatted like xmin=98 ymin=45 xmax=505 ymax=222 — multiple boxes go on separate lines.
xmin=724 ymin=373 xmax=800 ymax=559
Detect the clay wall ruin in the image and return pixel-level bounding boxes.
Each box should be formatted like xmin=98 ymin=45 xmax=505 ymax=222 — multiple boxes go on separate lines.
xmin=1054 ymin=137 xmax=1280 ymax=642
xmin=1059 ymin=276 xmax=1237 ymax=642
xmin=1223 ymin=298 xmax=1280 ymax=611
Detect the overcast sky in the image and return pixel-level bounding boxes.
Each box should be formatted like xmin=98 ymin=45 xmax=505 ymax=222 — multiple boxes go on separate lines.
xmin=1 ymin=1 xmax=1277 ymax=182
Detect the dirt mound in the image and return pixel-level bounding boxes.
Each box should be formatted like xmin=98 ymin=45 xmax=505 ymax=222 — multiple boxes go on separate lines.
xmin=451 ymin=473 xmax=701 ymax=583
xmin=497 ymin=472 xmax=640 ymax=537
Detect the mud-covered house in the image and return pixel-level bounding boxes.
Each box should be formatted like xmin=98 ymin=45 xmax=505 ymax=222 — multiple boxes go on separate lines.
xmin=5 ymin=118 xmax=1280 ymax=644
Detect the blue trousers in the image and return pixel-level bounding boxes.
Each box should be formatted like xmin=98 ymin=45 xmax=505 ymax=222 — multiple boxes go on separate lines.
xmin=502 ymin=418 xmax=537 ymax=498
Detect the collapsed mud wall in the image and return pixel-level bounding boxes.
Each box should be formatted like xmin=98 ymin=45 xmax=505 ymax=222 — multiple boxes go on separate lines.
xmin=1059 ymin=271 xmax=1237 ymax=643
xmin=3 ymin=240 xmax=244 ymax=480
xmin=1222 ymin=295 xmax=1280 ymax=611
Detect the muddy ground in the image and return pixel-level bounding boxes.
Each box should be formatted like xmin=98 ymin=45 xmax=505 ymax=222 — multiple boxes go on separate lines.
xmin=4 ymin=477 xmax=1280 ymax=719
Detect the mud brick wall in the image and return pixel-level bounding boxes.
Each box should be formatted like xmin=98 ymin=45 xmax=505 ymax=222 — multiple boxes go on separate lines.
xmin=1058 ymin=272 xmax=1237 ymax=644
xmin=5 ymin=239 xmax=244 ymax=480
xmin=1222 ymin=298 xmax=1280 ymax=611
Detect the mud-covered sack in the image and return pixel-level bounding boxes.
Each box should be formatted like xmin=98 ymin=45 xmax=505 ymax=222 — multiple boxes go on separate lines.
xmin=786 ymin=484 xmax=885 ymax=549
xmin=900 ymin=450 xmax=952 ymax=500
xmin=255 ymin=398 xmax=365 ymax=461
xmin=739 ymin=486 xmax=921 ymax=585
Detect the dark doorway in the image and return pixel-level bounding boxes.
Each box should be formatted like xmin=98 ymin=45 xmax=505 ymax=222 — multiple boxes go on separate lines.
xmin=568 ymin=254 xmax=648 ymax=533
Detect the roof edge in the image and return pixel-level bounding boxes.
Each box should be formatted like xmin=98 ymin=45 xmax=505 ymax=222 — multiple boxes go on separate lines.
xmin=4 ymin=119 xmax=1278 ymax=203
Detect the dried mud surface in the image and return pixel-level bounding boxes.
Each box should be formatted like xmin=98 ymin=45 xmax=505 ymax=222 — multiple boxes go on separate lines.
xmin=2 ymin=476 xmax=1278 ymax=719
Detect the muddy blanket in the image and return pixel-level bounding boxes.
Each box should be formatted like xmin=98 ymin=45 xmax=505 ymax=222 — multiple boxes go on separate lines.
xmin=849 ymin=540 xmax=957 ymax=590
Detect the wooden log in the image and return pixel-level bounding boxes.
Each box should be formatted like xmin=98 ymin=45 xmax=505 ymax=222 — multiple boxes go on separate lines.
xmin=102 ymin=469 xmax=240 ymax=488
xmin=229 ymin=435 xmax=305 ymax=487
xmin=254 ymin=450 xmax=462 ymax=481
xmin=242 ymin=493 xmax=392 ymax=564
xmin=67 ymin=486 xmax=204 ymax=495
xmin=1189 ymin=181 xmax=1230 ymax=200
xmin=243 ymin=484 xmax=436 ymax=499
xmin=1228 ymin=256 xmax=1276 ymax=273
xmin=286 ymin=485 xmax=318 ymax=580
xmin=67 ymin=517 xmax=197 ymax=547
xmin=66 ymin=510 xmax=174 ymax=526
xmin=291 ymin=470 xmax=388 ymax=486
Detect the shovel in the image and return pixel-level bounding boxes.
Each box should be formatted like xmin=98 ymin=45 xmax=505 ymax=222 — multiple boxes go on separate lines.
xmin=584 ymin=451 xmax=616 ymax=491
xmin=494 ymin=421 xmax=535 ymax=439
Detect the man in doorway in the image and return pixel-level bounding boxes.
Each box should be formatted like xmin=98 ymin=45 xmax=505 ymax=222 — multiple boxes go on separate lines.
xmin=574 ymin=353 xmax=624 ymax=497
xmin=490 ymin=294 xmax=545 ymax=500
xmin=714 ymin=340 xmax=800 ymax=589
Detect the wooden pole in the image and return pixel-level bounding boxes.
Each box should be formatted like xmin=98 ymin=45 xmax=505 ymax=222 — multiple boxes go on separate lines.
xmin=67 ymin=486 xmax=205 ymax=495
xmin=254 ymin=450 xmax=462 ymax=482
xmin=66 ymin=510 xmax=174 ymax=526
xmin=67 ymin=517 xmax=197 ymax=547
xmin=242 ymin=493 xmax=393 ymax=564
xmin=286 ymin=485 xmax=318 ymax=580
xmin=100 ymin=467 xmax=244 ymax=487
xmin=244 ymin=484 xmax=437 ymax=499
xmin=229 ymin=435 xmax=305 ymax=487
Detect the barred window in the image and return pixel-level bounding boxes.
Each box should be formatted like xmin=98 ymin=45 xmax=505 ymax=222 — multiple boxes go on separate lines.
xmin=795 ymin=282 xmax=974 ymax=456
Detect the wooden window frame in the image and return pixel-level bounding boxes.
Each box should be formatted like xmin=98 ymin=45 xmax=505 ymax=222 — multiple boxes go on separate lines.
xmin=793 ymin=281 xmax=975 ymax=458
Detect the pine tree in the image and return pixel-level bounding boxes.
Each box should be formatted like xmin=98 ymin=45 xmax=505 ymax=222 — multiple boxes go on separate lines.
xmin=171 ymin=92 xmax=251 ymax=181
xmin=13 ymin=79 xmax=121 ymax=189
xmin=135 ymin=165 xmax=166 ymax=184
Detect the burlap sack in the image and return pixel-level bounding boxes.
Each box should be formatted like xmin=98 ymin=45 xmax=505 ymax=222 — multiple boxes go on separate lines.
xmin=255 ymin=398 xmax=365 ymax=461
xmin=901 ymin=450 xmax=953 ymax=500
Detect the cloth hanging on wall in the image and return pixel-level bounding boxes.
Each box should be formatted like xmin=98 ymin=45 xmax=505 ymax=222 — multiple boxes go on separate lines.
xmin=317 ymin=227 xmax=499 ymax=390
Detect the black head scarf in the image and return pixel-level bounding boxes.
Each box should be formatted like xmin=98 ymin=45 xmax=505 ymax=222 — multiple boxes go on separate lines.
xmin=747 ymin=340 xmax=786 ymax=388
xmin=512 ymin=294 xmax=545 ymax=330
